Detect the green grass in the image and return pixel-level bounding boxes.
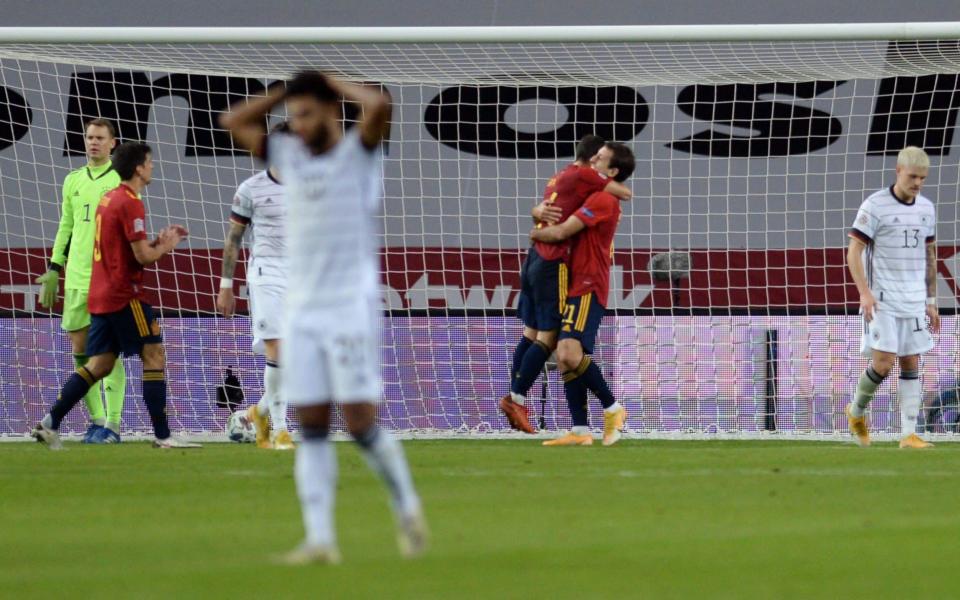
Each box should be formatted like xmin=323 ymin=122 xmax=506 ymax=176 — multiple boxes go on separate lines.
xmin=2 ymin=440 xmax=959 ymax=599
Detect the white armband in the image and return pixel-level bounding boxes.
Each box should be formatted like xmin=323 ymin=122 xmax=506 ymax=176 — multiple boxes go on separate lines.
xmin=220 ymin=278 xmax=234 ymax=290
xmin=926 ymin=297 xmax=937 ymax=306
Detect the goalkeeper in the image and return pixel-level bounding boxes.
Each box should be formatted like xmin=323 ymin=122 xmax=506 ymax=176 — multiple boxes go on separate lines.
xmin=35 ymin=118 xmax=127 ymax=443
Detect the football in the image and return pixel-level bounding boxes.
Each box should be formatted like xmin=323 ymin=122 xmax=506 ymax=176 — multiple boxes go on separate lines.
xmin=226 ymin=410 xmax=256 ymax=443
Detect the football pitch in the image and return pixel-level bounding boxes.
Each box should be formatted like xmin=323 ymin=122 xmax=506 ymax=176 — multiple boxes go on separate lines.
xmin=2 ymin=440 xmax=959 ymax=599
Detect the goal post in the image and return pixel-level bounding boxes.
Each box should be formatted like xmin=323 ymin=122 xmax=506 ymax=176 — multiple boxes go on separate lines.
xmin=1 ymin=24 xmax=960 ymax=440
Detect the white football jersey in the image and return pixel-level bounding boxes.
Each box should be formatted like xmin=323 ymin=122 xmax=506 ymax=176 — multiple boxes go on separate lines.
xmin=267 ymin=129 xmax=382 ymax=311
xmin=850 ymin=185 xmax=936 ymax=317
xmin=231 ymin=170 xmax=286 ymax=286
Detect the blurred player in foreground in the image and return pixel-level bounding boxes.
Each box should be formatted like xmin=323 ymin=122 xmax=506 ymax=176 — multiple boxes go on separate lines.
xmin=222 ymin=72 xmax=426 ymax=564
xmin=846 ymin=146 xmax=939 ymax=449
xmin=32 ymin=142 xmax=200 ymax=450
xmin=529 ymin=142 xmax=636 ymax=446
xmin=35 ymin=118 xmax=128 ymax=443
xmin=217 ymin=123 xmax=292 ymax=450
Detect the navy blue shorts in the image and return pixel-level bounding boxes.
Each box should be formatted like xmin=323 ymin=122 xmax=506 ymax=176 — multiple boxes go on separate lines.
xmin=558 ymin=292 xmax=605 ymax=354
xmin=516 ymin=247 xmax=567 ymax=332
xmin=87 ymin=299 xmax=163 ymax=357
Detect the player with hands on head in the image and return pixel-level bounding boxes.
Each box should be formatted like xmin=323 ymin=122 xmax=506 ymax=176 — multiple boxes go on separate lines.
xmin=221 ymin=71 xmax=426 ymax=564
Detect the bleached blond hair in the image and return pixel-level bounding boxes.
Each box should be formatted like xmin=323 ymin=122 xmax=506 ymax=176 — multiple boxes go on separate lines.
xmin=897 ymin=146 xmax=930 ymax=169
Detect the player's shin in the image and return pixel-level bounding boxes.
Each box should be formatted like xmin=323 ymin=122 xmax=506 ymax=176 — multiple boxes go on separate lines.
xmin=264 ymin=360 xmax=286 ymax=431
xmin=510 ymin=336 xmax=534 ymax=381
xmin=898 ymin=370 xmax=922 ymax=437
xmin=102 ymin=358 xmax=126 ymax=432
xmin=74 ymin=353 xmax=106 ymax=426
xmin=511 ymin=340 xmax=552 ymax=403
xmin=142 ymin=370 xmax=171 ymax=440
xmin=573 ymin=356 xmax=618 ymax=410
xmin=48 ymin=367 xmax=97 ymax=429
xmin=850 ymin=366 xmax=885 ymax=417
xmin=295 ymin=426 xmax=338 ymax=548
xmin=562 ymin=371 xmax=590 ymax=435
xmin=353 ymin=425 xmax=421 ymax=518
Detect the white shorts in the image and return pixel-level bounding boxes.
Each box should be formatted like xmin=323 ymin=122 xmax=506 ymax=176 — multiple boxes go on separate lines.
xmin=860 ymin=311 xmax=935 ymax=357
xmin=282 ymin=297 xmax=382 ymax=406
xmin=248 ymin=282 xmax=285 ymax=355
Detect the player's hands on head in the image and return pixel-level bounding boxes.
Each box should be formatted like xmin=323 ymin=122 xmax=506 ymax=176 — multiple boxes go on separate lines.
xmin=34 ymin=270 xmax=59 ymax=309
xmin=217 ymin=287 xmax=235 ymax=318
xmin=860 ymin=290 xmax=878 ymax=322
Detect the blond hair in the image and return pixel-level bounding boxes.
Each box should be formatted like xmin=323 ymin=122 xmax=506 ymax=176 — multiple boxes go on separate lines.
xmin=897 ymin=146 xmax=930 ymax=169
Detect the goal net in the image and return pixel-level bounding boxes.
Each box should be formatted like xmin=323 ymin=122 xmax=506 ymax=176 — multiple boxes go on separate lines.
xmin=2 ymin=25 xmax=960 ymax=440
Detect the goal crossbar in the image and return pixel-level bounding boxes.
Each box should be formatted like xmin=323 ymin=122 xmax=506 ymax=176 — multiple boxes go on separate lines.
xmin=2 ymin=23 xmax=960 ymax=44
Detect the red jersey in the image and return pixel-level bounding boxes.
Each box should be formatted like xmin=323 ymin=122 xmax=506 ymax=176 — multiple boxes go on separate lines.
xmin=533 ymin=163 xmax=609 ymax=262
xmin=567 ymin=191 xmax=621 ymax=305
xmin=88 ymin=184 xmax=148 ymax=314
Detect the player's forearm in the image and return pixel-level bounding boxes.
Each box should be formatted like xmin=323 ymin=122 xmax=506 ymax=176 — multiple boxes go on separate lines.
xmin=137 ymin=247 xmax=166 ymax=266
xmin=220 ymin=224 xmax=245 ymax=279
xmin=531 ymin=227 xmax=566 ymax=243
xmin=132 ymin=239 xmax=174 ymax=266
xmin=846 ymin=242 xmax=871 ymax=296
xmin=50 ymin=199 xmax=74 ymax=266
xmin=220 ymin=87 xmax=285 ymax=154
xmin=328 ymin=77 xmax=391 ymax=146
xmin=926 ymin=242 xmax=938 ymax=297
xmin=221 ymin=87 xmax=284 ymax=128
xmin=49 ymin=228 xmax=70 ymax=269
xmin=604 ymin=180 xmax=632 ymax=200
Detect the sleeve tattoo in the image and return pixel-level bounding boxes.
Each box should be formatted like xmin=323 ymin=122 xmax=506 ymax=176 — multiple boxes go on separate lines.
xmin=221 ymin=222 xmax=246 ymax=279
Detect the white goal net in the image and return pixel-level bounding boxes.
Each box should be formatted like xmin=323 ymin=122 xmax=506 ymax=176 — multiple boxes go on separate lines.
xmin=1 ymin=25 xmax=959 ymax=439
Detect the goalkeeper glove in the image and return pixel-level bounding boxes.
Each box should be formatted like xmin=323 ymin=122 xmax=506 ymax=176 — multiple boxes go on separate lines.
xmin=35 ymin=269 xmax=60 ymax=309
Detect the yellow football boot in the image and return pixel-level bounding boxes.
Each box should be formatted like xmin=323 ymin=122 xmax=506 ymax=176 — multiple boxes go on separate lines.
xmin=246 ymin=404 xmax=272 ymax=449
xmin=602 ymin=405 xmax=628 ymax=446
xmin=845 ymin=403 xmax=870 ymax=447
xmin=543 ymin=432 xmax=593 ymax=446
xmin=899 ymin=433 xmax=933 ymax=449
xmin=273 ymin=429 xmax=295 ymax=451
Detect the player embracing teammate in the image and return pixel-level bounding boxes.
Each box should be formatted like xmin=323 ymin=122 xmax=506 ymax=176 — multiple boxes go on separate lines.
xmin=501 ymin=135 xmax=633 ymax=435
xmin=529 ymin=142 xmax=636 ymax=446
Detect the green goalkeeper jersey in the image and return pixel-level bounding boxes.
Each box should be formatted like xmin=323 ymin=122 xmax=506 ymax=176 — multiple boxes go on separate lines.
xmin=50 ymin=161 xmax=121 ymax=291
